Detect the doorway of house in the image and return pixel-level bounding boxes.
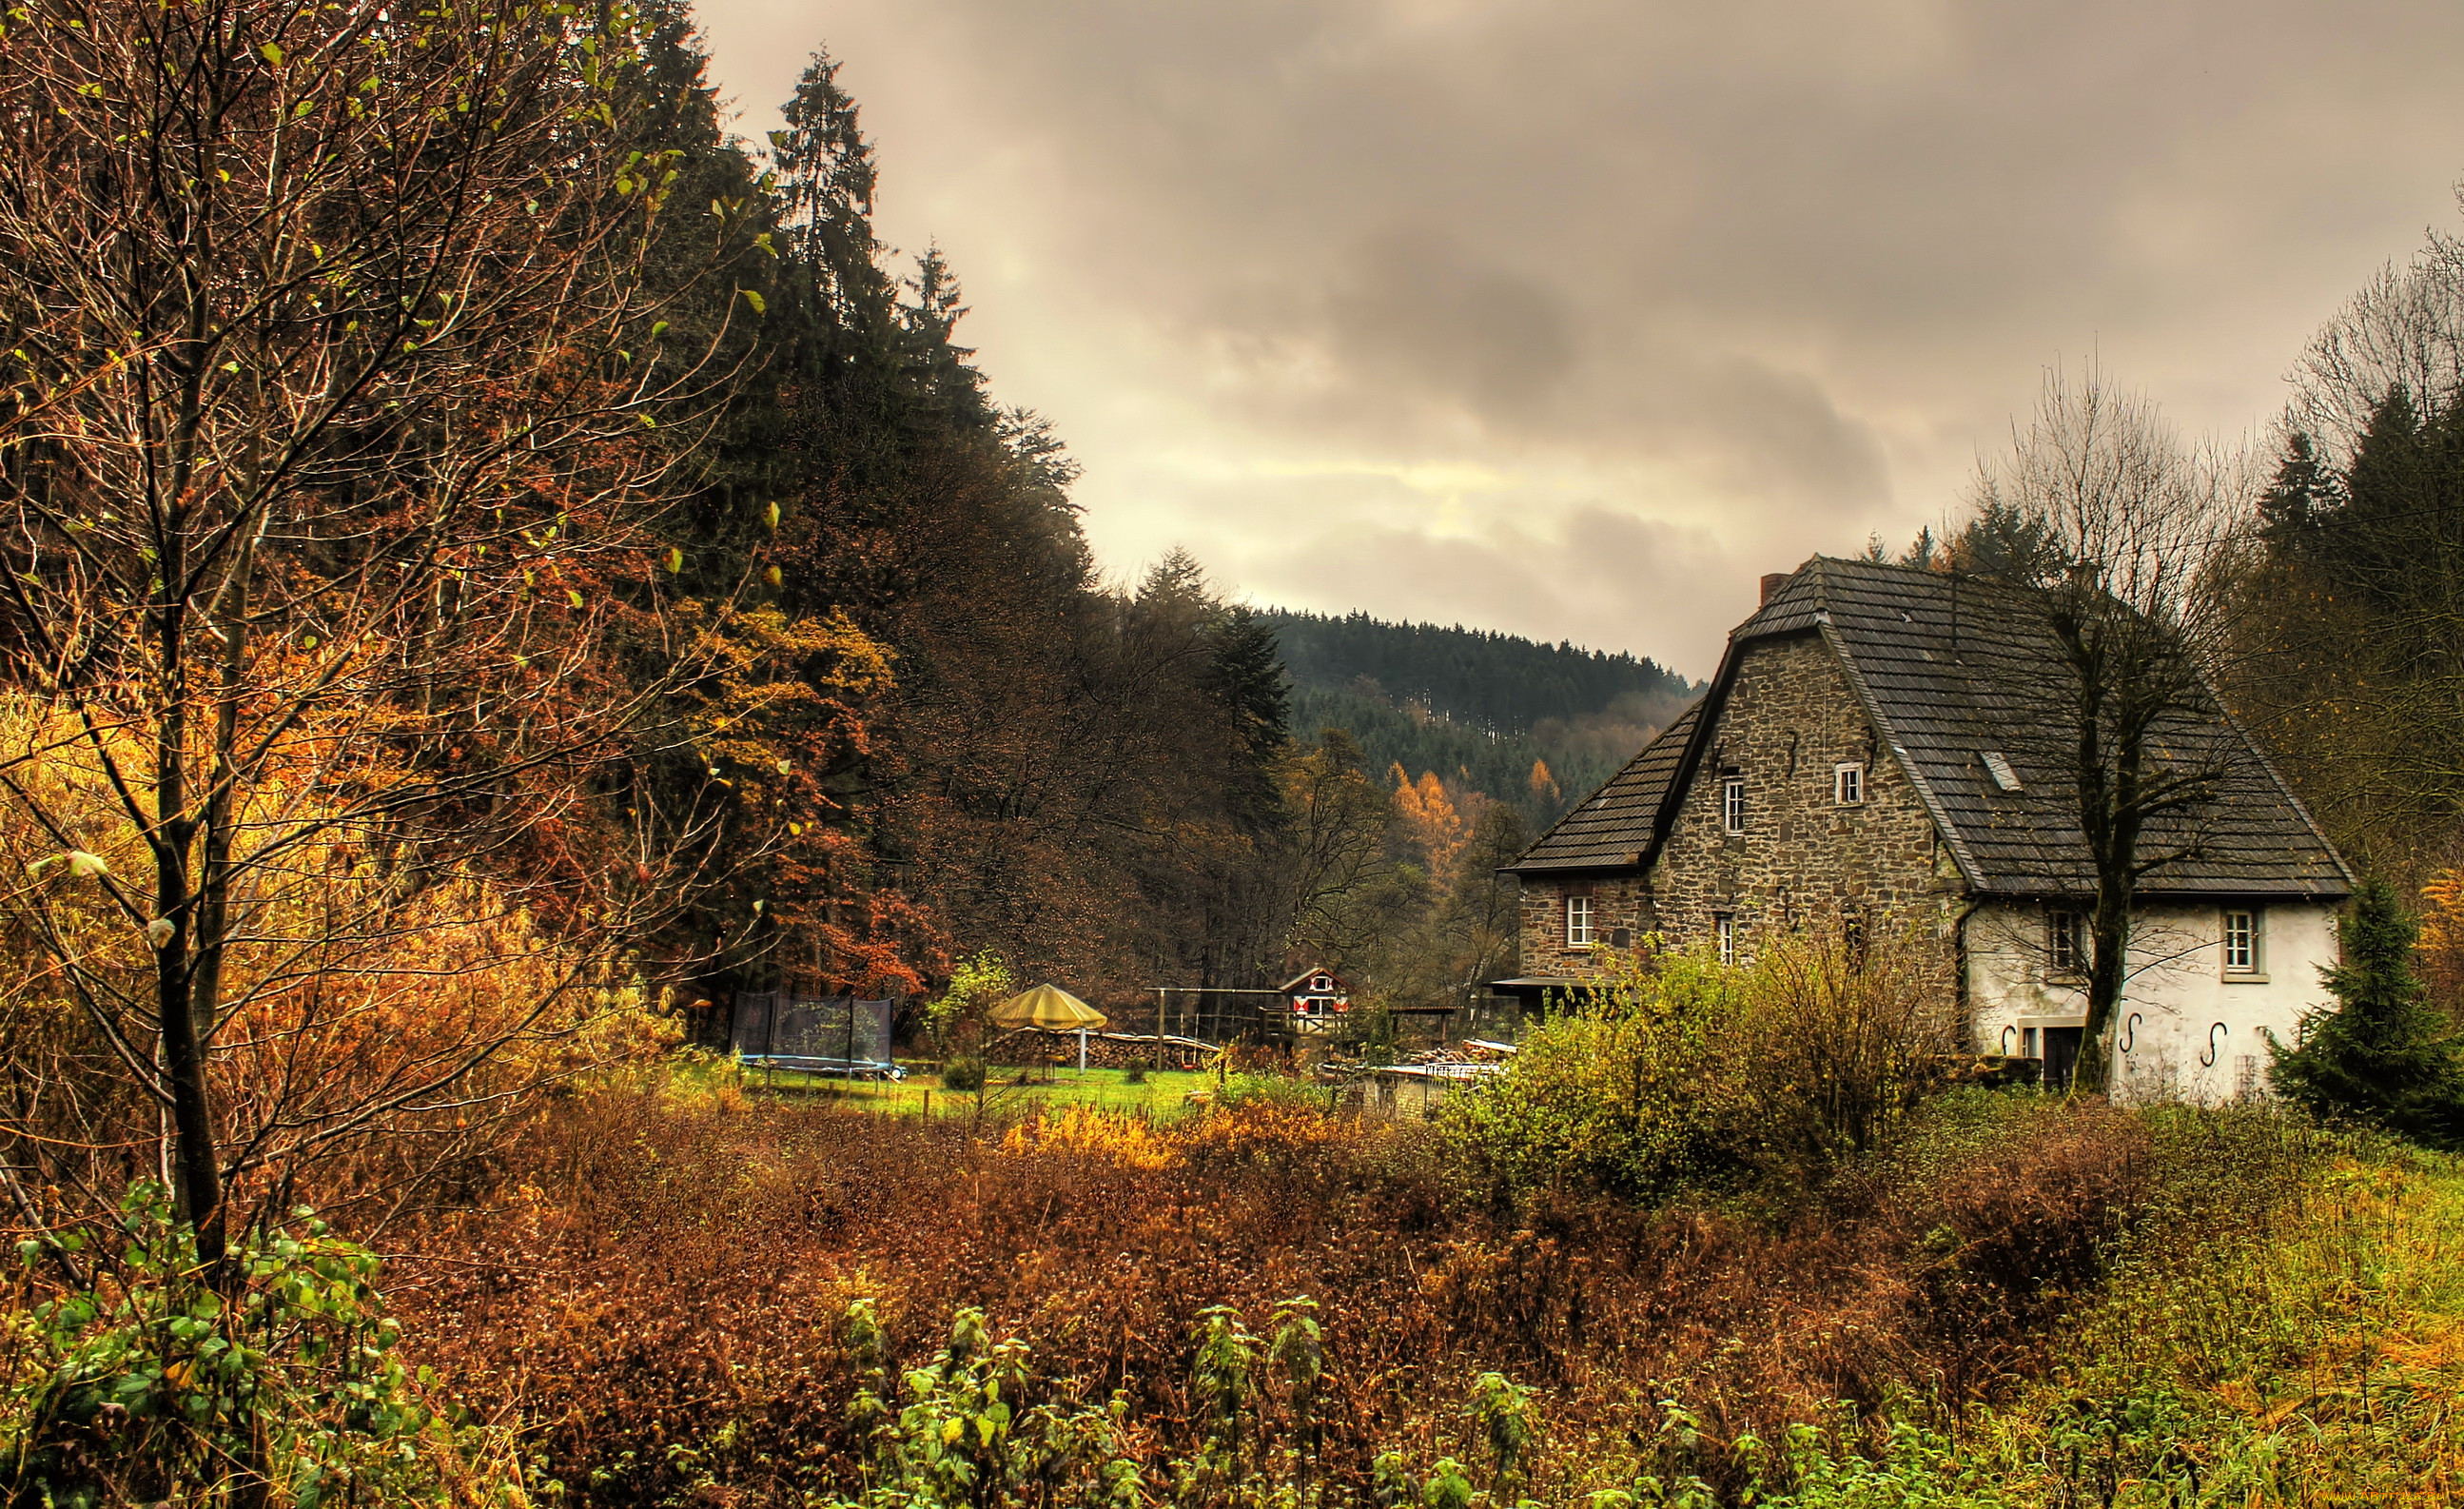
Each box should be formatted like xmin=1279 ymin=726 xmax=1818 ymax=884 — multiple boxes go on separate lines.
xmin=2042 ymin=1026 xmax=2083 ymax=1090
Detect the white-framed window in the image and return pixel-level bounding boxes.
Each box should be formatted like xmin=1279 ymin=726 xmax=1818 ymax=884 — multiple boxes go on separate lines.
xmin=1722 ymin=776 xmax=1747 ymax=833
xmin=2046 ymin=910 xmax=2085 ymax=979
xmin=1715 ymin=912 xmax=1735 ymax=966
xmin=2221 ymin=909 xmax=2261 ymax=974
xmin=1565 ymin=894 xmax=1594 ymax=948
xmin=1834 ymin=762 xmax=1864 ymax=806
xmin=2020 ymin=1026 xmax=2040 ymax=1058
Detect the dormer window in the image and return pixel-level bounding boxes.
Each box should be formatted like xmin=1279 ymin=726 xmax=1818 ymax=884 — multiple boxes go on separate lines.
xmin=1722 ymin=776 xmax=1747 ymax=833
xmin=1834 ymin=763 xmax=1864 ymax=806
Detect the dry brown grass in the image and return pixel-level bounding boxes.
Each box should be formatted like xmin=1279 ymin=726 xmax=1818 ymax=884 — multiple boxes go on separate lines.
xmin=386 ymin=1083 xmax=2298 ymax=1505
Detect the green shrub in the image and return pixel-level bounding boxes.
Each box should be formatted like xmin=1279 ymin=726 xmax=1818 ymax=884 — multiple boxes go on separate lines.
xmin=1437 ymin=949 xmax=1743 ymax=1203
xmin=927 ymin=950 xmax=1015 ymax=1057
xmin=940 ymin=1055 xmax=988 ymax=1093
xmin=2 ymin=1186 xmax=518 ymax=1507
xmin=1440 ymin=931 xmax=1959 ymax=1205
xmin=1730 ymin=928 xmax=1956 ymax=1180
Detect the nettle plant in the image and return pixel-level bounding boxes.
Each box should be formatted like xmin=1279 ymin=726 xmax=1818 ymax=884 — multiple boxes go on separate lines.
xmin=831 ymin=1299 xmax=1144 ymax=1509
xmin=822 ymin=1294 xmax=1561 ymax=1509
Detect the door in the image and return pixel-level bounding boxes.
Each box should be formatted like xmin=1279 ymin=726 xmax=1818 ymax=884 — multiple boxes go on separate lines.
xmin=2042 ymin=1027 xmax=2083 ymax=1090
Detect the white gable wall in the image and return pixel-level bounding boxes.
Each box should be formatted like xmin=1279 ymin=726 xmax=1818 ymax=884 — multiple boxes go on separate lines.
xmin=1964 ymin=899 xmax=2340 ymax=1104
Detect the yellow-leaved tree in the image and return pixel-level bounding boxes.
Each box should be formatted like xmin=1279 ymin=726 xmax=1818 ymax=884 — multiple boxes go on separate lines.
xmin=0 ymin=0 xmax=757 ymax=1259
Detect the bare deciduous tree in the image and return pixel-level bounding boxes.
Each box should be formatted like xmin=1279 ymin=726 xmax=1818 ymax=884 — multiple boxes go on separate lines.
xmin=2286 ymin=221 xmax=2464 ymax=464
xmin=1960 ymin=362 xmax=2252 ymax=1093
xmin=2240 ymin=215 xmax=2464 ymax=879
xmin=0 ymin=0 xmax=753 ymax=1259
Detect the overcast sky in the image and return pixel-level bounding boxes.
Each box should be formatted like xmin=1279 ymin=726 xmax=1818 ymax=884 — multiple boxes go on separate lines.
xmin=693 ymin=0 xmax=2464 ymax=676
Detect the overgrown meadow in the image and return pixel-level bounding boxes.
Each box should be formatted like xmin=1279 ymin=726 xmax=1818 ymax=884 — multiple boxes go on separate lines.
xmin=376 ymin=1060 xmax=2439 ymax=1507
xmin=9 ymin=939 xmax=2462 ymax=1505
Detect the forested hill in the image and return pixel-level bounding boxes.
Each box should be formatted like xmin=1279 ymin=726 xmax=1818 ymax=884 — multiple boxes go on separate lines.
xmin=1266 ymin=612 xmax=1692 ymax=734
xmin=1262 ymin=610 xmax=1700 ymax=826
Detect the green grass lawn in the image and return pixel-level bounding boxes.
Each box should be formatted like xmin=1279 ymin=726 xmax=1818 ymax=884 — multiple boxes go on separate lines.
xmin=744 ymin=1064 xmax=1222 ymax=1120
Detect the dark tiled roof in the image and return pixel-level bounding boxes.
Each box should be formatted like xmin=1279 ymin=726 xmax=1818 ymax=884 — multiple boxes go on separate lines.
xmin=1508 ymin=700 xmax=1702 ymax=872
xmin=1509 ymin=557 xmax=2353 ymax=899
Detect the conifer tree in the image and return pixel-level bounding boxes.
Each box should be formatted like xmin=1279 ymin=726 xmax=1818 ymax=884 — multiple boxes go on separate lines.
xmin=2272 ymin=879 xmax=2464 ymax=1147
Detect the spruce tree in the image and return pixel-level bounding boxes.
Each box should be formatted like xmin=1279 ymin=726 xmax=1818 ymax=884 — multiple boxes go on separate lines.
xmin=2272 ymin=878 xmax=2464 ymax=1147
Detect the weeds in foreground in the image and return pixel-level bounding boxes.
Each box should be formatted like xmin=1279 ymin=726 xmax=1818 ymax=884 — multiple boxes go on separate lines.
xmin=1 ymin=1186 xmax=520 ymax=1508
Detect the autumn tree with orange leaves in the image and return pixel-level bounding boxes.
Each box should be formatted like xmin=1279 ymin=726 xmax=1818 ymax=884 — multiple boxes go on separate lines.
xmin=0 ymin=0 xmax=760 ymax=1259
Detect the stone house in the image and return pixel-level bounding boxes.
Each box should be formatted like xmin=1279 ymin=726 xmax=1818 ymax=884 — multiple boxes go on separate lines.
xmin=1496 ymin=557 xmax=2354 ymax=1099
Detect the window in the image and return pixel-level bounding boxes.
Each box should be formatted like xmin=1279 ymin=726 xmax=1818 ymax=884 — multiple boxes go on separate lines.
xmin=2020 ymin=1026 xmax=2040 ymax=1059
xmin=1834 ymin=762 xmax=1864 ymax=805
xmin=1722 ymin=776 xmax=1747 ymax=833
xmin=1983 ymin=750 xmax=2023 ymax=793
xmin=2221 ymin=909 xmax=2261 ymax=974
xmin=2046 ymin=910 xmax=2085 ymax=979
xmin=1715 ymin=912 xmax=1735 ymax=966
xmin=1565 ymin=894 xmax=1594 ymax=949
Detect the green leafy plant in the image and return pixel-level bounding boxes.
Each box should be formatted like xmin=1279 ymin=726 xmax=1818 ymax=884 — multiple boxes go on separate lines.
xmin=1437 ymin=949 xmax=1744 ymax=1204
xmin=1 ymin=1186 xmax=518 ymax=1507
xmin=1471 ymin=1370 xmax=1540 ymax=1502
xmin=828 ymin=1298 xmax=1141 ymax=1508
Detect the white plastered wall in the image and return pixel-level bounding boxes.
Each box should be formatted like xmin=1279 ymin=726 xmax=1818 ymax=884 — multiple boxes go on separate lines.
xmin=1963 ymin=899 xmax=2341 ymax=1104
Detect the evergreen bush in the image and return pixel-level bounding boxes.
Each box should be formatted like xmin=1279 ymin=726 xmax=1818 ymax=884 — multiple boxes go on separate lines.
xmin=2272 ymin=878 xmax=2464 ymax=1148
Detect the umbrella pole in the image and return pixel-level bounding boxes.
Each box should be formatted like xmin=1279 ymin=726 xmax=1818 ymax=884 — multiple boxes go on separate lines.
xmin=1078 ymin=1025 xmax=1087 ymax=1075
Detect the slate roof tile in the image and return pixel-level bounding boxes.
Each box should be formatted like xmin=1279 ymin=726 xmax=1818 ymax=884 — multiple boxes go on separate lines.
xmin=1509 ymin=557 xmax=2353 ymax=899
xmin=1509 ymin=701 xmax=1700 ymax=872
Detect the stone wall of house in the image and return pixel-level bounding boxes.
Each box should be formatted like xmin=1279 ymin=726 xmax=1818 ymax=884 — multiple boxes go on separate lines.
xmin=1515 ymin=872 xmax=1657 ymax=981
xmin=1648 ymin=631 xmax=1962 ymax=970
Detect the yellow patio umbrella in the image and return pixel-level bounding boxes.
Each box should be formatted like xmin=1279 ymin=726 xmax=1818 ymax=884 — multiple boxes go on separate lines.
xmin=989 ymin=983 xmax=1109 ymax=1071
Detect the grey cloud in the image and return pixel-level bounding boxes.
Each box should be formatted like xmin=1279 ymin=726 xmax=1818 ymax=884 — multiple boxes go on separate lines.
xmin=694 ymin=0 xmax=2464 ymax=663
